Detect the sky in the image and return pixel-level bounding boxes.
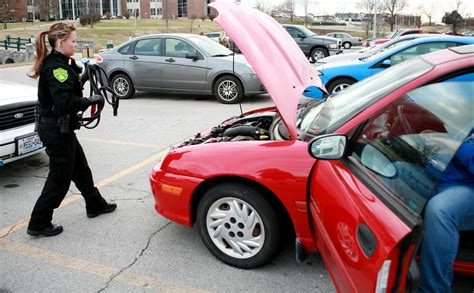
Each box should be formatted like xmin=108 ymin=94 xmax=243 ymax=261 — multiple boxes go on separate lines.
xmin=239 ymin=0 xmax=474 ymax=23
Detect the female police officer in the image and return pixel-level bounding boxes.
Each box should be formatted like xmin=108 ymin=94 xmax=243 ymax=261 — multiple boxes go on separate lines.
xmin=26 ymin=22 xmax=116 ymax=237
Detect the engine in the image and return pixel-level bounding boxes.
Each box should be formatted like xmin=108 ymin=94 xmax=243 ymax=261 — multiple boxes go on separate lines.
xmin=178 ymin=111 xmax=278 ymax=147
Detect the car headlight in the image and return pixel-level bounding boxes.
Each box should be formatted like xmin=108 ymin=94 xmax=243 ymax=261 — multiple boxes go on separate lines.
xmin=328 ymin=43 xmax=338 ymax=49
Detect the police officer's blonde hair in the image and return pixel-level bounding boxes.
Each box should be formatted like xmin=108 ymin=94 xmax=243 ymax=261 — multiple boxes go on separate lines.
xmin=28 ymin=22 xmax=76 ymax=79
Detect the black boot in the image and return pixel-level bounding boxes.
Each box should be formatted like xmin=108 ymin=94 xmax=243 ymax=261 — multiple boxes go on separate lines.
xmin=27 ymin=224 xmax=63 ymax=237
xmin=87 ymin=199 xmax=117 ymax=218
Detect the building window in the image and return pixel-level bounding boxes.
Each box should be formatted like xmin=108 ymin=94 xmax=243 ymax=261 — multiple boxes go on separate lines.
xmin=178 ymin=0 xmax=187 ymax=17
xmin=151 ymin=8 xmax=156 ymax=15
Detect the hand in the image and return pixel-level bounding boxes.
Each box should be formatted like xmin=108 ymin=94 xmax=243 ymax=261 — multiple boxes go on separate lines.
xmin=87 ymin=94 xmax=104 ymax=106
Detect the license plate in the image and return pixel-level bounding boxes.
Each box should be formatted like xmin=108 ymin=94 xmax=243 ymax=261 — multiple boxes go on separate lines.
xmin=17 ymin=134 xmax=43 ymax=155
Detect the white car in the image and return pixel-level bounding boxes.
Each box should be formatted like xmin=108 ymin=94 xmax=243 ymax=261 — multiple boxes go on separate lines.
xmin=0 ymin=80 xmax=43 ymax=166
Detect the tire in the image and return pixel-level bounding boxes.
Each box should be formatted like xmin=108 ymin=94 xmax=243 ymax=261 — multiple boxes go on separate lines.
xmin=327 ymin=77 xmax=356 ymax=94
xmin=196 ymin=183 xmax=280 ymax=269
xmin=343 ymin=42 xmax=352 ymax=49
xmin=111 ymin=73 xmax=135 ymax=99
xmin=310 ymin=47 xmax=328 ymax=62
xmin=213 ymin=76 xmax=243 ymax=104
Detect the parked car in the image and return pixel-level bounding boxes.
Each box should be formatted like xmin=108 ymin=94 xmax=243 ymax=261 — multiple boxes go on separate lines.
xmin=0 ymin=80 xmax=43 ymax=166
xmin=326 ymin=32 xmax=362 ymax=49
xmin=283 ymin=24 xmax=343 ymax=62
xmin=149 ymin=2 xmax=474 ymax=290
xmin=366 ymin=28 xmax=424 ymax=47
xmin=96 ymin=34 xmax=265 ymax=104
xmin=204 ymin=31 xmax=221 ymax=42
xmin=316 ymin=34 xmax=435 ymax=65
xmin=317 ymin=35 xmax=474 ymax=93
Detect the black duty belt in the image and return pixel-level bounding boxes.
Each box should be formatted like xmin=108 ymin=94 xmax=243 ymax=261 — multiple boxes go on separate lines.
xmin=38 ymin=116 xmax=59 ymax=124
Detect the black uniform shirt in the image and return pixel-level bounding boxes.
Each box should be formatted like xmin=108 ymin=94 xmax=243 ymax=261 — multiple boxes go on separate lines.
xmin=37 ymin=50 xmax=90 ymax=117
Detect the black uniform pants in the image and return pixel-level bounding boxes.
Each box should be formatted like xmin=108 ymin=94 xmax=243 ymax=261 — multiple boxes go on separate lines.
xmin=28 ymin=122 xmax=104 ymax=230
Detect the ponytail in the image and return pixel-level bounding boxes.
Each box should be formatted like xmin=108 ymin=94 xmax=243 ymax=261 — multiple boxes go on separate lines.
xmin=28 ymin=31 xmax=48 ymax=79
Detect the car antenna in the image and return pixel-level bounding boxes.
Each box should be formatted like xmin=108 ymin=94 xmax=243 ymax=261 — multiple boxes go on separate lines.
xmin=232 ymin=41 xmax=243 ymax=116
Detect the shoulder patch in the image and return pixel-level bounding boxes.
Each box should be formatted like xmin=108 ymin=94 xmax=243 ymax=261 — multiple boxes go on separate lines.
xmin=53 ymin=68 xmax=68 ymax=83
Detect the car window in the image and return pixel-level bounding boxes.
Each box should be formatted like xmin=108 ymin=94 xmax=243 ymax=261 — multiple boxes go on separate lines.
xmin=388 ymin=42 xmax=458 ymax=65
xmin=134 ymin=38 xmax=161 ymax=56
xmin=286 ymin=27 xmax=301 ymax=38
xmin=165 ymin=38 xmax=197 ymax=58
xmin=347 ymin=79 xmax=473 ymax=215
xmin=118 ymin=43 xmax=132 ymax=55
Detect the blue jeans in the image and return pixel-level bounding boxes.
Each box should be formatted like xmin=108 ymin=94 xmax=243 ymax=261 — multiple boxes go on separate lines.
xmin=419 ymin=184 xmax=474 ymax=292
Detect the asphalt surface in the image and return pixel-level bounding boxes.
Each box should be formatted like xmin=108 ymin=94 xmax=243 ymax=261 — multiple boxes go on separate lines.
xmin=1 ymin=47 xmax=473 ymax=292
xmin=0 ymin=62 xmax=334 ymax=293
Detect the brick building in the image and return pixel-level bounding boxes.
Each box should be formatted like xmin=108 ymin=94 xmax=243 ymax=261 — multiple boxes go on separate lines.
xmin=4 ymin=0 xmax=218 ymax=22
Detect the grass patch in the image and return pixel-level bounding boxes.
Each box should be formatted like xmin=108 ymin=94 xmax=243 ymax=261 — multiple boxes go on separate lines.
xmin=0 ymin=19 xmax=221 ymax=50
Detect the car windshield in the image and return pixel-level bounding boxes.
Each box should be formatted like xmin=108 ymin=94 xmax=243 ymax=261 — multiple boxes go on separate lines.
xmin=299 ymin=58 xmax=433 ymax=137
xmin=361 ymin=39 xmax=413 ymax=59
xmin=364 ymin=39 xmax=417 ymax=62
xmin=298 ymin=26 xmax=317 ymax=37
xmin=188 ymin=36 xmax=233 ymax=57
xmin=388 ymin=30 xmax=403 ymax=39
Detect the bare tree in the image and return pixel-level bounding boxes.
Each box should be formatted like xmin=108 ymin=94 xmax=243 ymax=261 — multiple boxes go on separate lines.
xmin=418 ymin=2 xmax=437 ymax=26
xmin=301 ymin=0 xmax=310 ymax=27
xmin=357 ymin=0 xmax=377 ymax=38
xmin=0 ymin=0 xmax=15 ymax=29
xmin=384 ymin=0 xmax=406 ymax=31
xmin=282 ymin=0 xmax=296 ymax=23
xmin=255 ymin=0 xmax=272 ymax=14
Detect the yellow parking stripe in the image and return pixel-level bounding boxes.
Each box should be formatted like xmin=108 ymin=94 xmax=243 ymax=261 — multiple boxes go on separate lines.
xmin=0 ymin=238 xmax=207 ymax=292
xmin=0 ymin=150 xmax=166 ymax=238
xmin=80 ymin=137 xmax=162 ymax=149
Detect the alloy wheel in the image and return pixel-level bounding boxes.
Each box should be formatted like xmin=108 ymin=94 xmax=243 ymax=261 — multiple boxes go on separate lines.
xmin=113 ymin=77 xmax=129 ymax=97
xmin=217 ymin=80 xmax=238 ymax=102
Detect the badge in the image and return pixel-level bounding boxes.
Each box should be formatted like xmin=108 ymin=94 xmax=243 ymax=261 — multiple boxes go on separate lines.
xmin=53 ymin=68 xmax=68 ymax=83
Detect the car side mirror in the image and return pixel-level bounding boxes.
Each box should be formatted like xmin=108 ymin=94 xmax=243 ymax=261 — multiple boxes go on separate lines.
xmin=185 ymin=52 xmax=200 ymax=61
xmin=308 ymin=134 xmax=347 ymax=160
xmin=381 ymin=59 xmax=393 ymax=68
xmin=297 ymin=33 xmax=306 ymax=39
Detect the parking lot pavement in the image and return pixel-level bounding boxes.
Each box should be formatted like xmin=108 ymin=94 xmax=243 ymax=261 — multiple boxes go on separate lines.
xmin=0 ymin=67 xmax=335 ymax=292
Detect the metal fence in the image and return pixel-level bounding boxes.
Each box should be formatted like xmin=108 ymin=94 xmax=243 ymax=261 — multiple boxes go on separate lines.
xmin=2 ymin=35 xmax=33 ymax=51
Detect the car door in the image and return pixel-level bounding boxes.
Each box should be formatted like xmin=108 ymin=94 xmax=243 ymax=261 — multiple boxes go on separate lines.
xmin=308 ymin=77 xmax=474 ymax=291
xmin=161 ymin=37 xmax=207 ymax=91
xmin=285 ymin=27 xmax=310 ymax=54
xmin=123 ymin=37 xmax=163 ymax=89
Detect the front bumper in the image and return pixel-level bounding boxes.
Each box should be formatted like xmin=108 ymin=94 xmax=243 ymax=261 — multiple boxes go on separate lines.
xmin=150 ymin=168 xmax=204 ymax=227
xmin=0 ymin=124 xmax=44 ymax=165
xmin=241 ymin=73 xmax=266 ymax=95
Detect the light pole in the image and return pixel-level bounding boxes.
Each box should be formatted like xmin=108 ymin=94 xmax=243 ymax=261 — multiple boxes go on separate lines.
xmin=372 ymin=0 xmax=378 ymax=38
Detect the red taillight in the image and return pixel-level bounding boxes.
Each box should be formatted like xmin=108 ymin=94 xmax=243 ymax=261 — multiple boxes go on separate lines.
xmin=95 ymin=54 xmax=103 ymax=63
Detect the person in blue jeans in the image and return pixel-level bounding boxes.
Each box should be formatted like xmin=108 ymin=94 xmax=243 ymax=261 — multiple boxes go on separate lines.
xmin=419 ymin=130 xmax=474 ymax=292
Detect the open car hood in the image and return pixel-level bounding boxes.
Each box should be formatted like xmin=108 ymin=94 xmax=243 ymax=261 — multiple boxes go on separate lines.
xmin=210 ymin=1 xmax=326 ymax=140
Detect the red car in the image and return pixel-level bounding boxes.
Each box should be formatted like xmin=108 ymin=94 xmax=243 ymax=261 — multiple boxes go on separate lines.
xmin=150 ymin=2 xmax=474 ymax=291
xmin=367 ymin=28 xmax=424 ymax=47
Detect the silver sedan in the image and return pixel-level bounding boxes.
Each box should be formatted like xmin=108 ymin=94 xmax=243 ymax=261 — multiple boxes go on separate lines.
xmin=96 ymin=34 xmax=265 ymax=104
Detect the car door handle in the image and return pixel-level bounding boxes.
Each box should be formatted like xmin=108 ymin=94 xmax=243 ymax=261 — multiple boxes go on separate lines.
xmin=165 ymin=58 xmax=175 ymax=63
xmin=129 ymin=56 xmax=138 ymax=60
xmin=357 ymin=223 xmax=377 ymax=257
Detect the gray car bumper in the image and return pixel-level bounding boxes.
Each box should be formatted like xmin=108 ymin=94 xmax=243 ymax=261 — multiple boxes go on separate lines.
xmin=241 ymin=73 xmax=266 ymax=95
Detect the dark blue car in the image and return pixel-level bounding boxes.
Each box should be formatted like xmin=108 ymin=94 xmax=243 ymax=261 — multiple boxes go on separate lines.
xmin=316 ymin=36 xmax=474 ymax=93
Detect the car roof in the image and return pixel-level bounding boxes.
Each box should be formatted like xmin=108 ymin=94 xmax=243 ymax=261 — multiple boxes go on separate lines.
xmin=420 ymin=44 xmax=474 ymax=65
